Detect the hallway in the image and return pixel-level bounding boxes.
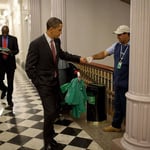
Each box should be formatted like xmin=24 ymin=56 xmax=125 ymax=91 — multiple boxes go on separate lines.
xmin=0 ymin=66 xmax=104 ymax=150
xmin=0 ymin=66 xmax=123 ymax=150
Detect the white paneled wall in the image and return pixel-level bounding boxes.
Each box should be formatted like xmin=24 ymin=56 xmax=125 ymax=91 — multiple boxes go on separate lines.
xmin=66 ymin=0 xmax=130 ymax=66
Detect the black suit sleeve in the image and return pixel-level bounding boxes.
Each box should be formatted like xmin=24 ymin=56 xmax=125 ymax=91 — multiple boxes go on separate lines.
xmin=11 ymin=37 xmax=19 ymax=55
xmin=8 ymin=36 xmax=19 ymax=56
xmin=55 ymin=38 xmax=81 ymax=63
xmin=25 ymin=40 xmax=39 ymax=81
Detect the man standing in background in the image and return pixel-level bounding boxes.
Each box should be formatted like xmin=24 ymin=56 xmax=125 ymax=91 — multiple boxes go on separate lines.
xmin=0 ymin=25 xmax=19 ymax=109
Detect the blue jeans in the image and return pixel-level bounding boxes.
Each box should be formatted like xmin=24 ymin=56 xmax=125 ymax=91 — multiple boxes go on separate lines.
xmin=112 ymin=87 xmax=128 ymax=128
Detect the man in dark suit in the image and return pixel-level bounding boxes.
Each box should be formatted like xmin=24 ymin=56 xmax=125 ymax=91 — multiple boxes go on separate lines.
xmin=25 ymin=17 xmax=86 ymax=150
xmin=0 ymin=25 xmax=19 ymax=109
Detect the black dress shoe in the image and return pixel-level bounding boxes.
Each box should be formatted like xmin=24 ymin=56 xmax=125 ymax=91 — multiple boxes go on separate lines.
xmin=51 ymin=139 xmax=58 ymax=147
xmin=44 ymin=143 xmax=57 ymax=150
xmin=44 ymin=144 xmax=53 ymax=150
xmin=5 ymin=102 xmax=14 ymax=110
xmin=44 ymin=139 xmax=58 ymax=150
xmin=1 ymin=89 xmax=7 ymax=99
xmin=5 ymin=105 xmax=13 ymax=110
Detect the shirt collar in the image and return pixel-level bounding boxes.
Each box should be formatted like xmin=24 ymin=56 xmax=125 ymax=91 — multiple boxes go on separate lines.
xmin=2 ymin=36 xmax=8 ymax=39
xmin=119 ymin=41 xmax=130 ymax=46
xmin=44 ymin=33 xmax=53 ymax=43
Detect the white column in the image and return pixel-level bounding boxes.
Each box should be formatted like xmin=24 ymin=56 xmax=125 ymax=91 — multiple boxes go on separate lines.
xmin=50 ymin=0 xmax=66 ymax=49
xmin=121 ymin=0 xmax=150 ymax=150
xmin=30 ymin=0 xmax=41 ymax=41
xmin=51 ymin=0 xmax=69 ymax=78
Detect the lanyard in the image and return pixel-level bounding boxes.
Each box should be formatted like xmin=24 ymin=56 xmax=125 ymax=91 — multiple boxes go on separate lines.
xmin=120 ymin=45 xmax=128 ymax=61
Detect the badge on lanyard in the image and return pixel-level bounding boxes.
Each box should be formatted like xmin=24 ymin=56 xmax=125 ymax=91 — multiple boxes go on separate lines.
xmin=117 ymin=61 xmax=122 ymax=69
xmin=117 ymin=44 xmax=128 ymax=69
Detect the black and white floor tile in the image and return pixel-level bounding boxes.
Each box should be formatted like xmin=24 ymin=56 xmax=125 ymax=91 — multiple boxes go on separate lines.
xmin=0 ymin=67 xmax=103 ymax=150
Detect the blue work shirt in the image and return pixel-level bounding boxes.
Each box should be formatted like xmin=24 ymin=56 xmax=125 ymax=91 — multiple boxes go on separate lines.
xmin=106 ymin=42 xmax=130 ymax=89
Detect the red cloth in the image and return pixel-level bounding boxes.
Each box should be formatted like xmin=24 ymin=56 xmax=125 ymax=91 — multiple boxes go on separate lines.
xmin=2 ymin=38 xmax=8 ymax=60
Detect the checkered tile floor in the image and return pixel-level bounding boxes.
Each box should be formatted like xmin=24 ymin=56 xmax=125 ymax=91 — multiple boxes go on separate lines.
xmin=0 ymin=67 xmax=103 ymax=150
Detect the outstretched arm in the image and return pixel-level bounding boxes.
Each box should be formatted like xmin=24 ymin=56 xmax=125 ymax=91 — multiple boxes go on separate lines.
xmin=86 ymin=50 xmax=110 ymax=63
xmin=92 ymin=50 xmax=110 ymax=60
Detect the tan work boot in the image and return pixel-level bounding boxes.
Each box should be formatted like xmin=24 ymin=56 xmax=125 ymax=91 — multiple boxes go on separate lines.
xmin=103 ymin=125 xmax=121 ymax=132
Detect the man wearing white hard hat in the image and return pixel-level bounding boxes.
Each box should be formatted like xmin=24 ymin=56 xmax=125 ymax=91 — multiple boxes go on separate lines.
xmin=87 ymin=25 xmax=130 ymax=132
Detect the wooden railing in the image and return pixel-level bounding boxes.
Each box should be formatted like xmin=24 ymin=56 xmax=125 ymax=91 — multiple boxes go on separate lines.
xmin=72 ymin=62 xmax=114 ymax=118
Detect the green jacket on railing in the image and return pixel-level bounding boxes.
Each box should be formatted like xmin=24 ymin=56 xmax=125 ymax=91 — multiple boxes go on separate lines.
xmin=61 ymin=77 xmax=87 ymax=118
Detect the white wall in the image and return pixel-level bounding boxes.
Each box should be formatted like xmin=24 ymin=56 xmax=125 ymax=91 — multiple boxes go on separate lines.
xmin=66 ymin=0 xmax=130 ymax=66
xmin=41 ymin=0 xmax=51 ymax=33
xmin=10 ymin=0 xmax=130 ymax=68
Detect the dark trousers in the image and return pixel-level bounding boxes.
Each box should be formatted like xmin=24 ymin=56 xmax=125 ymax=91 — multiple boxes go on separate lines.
xmin=0 ymin=79 xmax=7 ymax=92
xmin=0 ymin=70 xmax=6 ymax=90
xmin=36 ymin=81 xmax=61 ymax=146
xmin=112 ymin=87 xmax=128 ymax=128
xmin=0 ymin=69 xmax=15 ymax=104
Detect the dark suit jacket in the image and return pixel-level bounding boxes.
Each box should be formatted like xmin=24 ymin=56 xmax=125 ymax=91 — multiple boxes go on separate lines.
xmin=0 ymin=35 xmax=19 ymax=71
xmin=25 ymin=34 xmax=80 ymax=87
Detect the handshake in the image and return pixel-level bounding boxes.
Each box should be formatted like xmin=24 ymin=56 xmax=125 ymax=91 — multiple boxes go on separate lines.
xmin=80 ymin=56 xmax=93 ymax=64
xmin=86 ymin=56 xmax=93 ymax=63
